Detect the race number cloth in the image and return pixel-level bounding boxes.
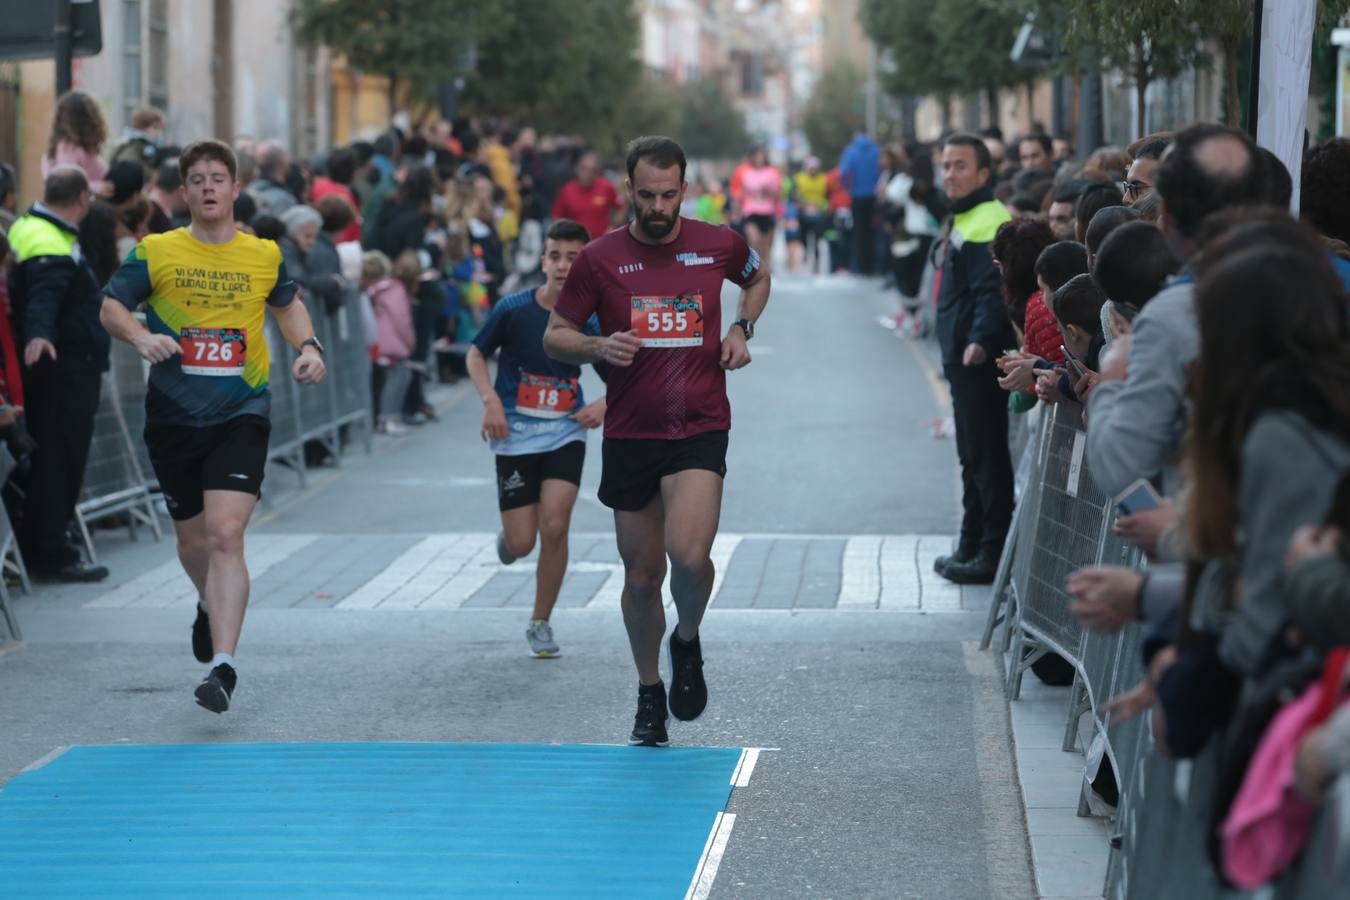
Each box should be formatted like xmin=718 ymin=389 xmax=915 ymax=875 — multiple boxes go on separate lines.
xmin=555 ymin=218 xmax=761 ymax=440
xmin=515 ymin=372 xmax=579 ymax=419
xmin=471 ymin=289 xmax=602 ymax=456
xmin=630 ymin=294 xmax=703 ymax=347
xmin=104 ymin=228 xmax=296 ymax=425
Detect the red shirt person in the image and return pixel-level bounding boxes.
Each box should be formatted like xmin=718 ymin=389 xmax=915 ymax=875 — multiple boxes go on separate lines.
xmin=551 ymin=152 xmax=623 ymax=242
xmin=544 ymin=136 xmax=771 ymax=750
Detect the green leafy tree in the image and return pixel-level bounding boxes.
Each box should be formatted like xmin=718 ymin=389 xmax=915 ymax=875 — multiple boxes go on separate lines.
xmin=678 ymin=80 xmax=751 ymax=160
xmin=928 ymin=0 xmax=1028 ymax=120
xmin=602 ymin=75 xmax=682 ymax=161
xmin=292 ymin=0 xmax=479 ymax=108
xmin=860 ymin=0 xmax=956 ymax=115
xmin=460 ymin=0 xmax=639 ymax=143
xmin=801 ymin=64 xmax=866 ymax=165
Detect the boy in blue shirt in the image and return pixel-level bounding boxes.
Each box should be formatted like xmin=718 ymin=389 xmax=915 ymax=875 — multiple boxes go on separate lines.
xmin=466 ymin=220 xmax=606 ymax=657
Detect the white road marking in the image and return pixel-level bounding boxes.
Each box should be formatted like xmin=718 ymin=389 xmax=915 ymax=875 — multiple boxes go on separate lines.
xmin=838 ymin=535 xmax=883 ymax=608
xmin=85 ymin=535 xmax=318 ymax=609
xmin=730 ymin=748 xmax=761 ymax=787
xmin=878 ymin=535 xmax=920 ymax=609
xmin=685 ymin=811 xmax=737 ymax=900
xmin=86 ymin=531 xmax=964 ymax=611
xmin=916 ymin=534 xmax=964 ymax=611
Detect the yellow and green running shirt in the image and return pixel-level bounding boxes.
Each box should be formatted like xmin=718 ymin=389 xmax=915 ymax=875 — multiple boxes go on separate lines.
xmin=104 ymin=228 xmax=297 ymax=425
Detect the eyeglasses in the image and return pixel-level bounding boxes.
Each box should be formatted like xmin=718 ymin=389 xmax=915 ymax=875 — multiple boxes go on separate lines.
xmin=1119 ymin=180 xmax=1151 ymax=199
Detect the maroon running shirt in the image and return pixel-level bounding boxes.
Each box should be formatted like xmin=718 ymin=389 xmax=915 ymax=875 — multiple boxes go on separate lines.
xmin=554 ymin=218 xmax=762 ymax=440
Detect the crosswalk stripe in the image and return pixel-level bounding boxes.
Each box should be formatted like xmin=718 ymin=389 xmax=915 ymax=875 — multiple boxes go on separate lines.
xmin=84 ymin=535 xmax=319 ymax=609
xmin=85 ymin=531 xmax=966 ymax=611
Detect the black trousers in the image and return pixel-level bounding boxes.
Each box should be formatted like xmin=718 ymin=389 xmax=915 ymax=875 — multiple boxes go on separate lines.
xmin=850 ymin=196 xmax=878 ymax=275
xmin=20 ymin=361 xmax=101 ymax=571
xmin=944 ymin=362 xmax=1013 ymax=555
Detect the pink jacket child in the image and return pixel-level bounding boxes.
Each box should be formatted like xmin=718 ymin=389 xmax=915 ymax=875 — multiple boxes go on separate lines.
xmin=43 ymin=142 xmax=112 ymax=198
xmin=368 ymin=277 xmax=415 ymax=362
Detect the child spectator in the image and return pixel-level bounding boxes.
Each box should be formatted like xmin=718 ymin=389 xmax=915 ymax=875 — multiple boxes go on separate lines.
xmin=362 ymin=250 xmax=415 ymax=436
xmin=1036 ymin=273 xmax=1106 ymax=404
xmin=997 ymin=241 xmax=1086 ymax=395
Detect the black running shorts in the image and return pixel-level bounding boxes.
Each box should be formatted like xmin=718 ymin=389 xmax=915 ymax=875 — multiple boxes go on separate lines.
xmin=145 ymin=415 xmax=270 ymax=521
xmin=745 ymin=213 xmax=776 ymax=234
xmin=495 ymin=440 xmax=586 ymax=511
xmin=598 ymin=430 xmax=729 ymax=512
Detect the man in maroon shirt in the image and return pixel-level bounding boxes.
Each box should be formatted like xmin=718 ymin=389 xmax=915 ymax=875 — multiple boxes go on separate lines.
xmin=551 ymin=152 xmax=624 ymax=242
xmin=544 ymin=136 xmax=771 ymax=747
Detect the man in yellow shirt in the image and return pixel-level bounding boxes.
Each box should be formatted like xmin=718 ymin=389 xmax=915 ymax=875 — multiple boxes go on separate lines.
xmin=793 ymin=156 xmax=829 ymax=273
xmin=101 ymin=140 xmax=328 ymax=714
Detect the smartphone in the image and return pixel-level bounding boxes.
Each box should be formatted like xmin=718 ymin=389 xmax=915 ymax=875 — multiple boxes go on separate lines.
xmin=1115 ymin=478 xmax=1162 ymax=517
xmin=1060 ymin=343 xmax=1086 ymax=378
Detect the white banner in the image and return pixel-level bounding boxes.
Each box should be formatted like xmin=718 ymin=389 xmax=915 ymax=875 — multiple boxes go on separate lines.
xmin=1256 ymin=0 xmax=1318 ymax=212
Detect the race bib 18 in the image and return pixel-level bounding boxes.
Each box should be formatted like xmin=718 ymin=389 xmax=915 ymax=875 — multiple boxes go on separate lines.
xmin=630 ymin=293 xmax=703 ymax=348
xmin=180 ymin=327 xmax=246 ymax=376
xmin=516 ymin=371 xmax=578 ymax=419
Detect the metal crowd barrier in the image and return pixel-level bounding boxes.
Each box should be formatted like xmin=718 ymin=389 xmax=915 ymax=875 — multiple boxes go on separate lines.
xmin=987 ymin=401 xmax=1349 ymax=899
xmin=62 ymin=294 xmax=373 ymax=574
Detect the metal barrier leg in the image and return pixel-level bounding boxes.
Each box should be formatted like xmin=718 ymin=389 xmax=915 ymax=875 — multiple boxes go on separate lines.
xmin=74 ymin=511 xmax=100 ymax=566
xmin=3 ymin=530 xmax=32 ymax=595
xmin=0 ymin=579 xmax=21 ymax=640
xmin=1064 ymin=673 xmax=1089 ymax=753
xmin=980 ymin=526 xmax=1018 ymax=650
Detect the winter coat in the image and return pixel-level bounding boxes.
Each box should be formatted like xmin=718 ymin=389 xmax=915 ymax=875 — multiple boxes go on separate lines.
xmin=369 ymin=278 xmax=414 ymax=360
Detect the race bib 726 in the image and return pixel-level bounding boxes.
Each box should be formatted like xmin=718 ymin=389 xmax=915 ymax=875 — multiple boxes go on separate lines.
xmin=180 ymin=327 xmax=246 ymax=376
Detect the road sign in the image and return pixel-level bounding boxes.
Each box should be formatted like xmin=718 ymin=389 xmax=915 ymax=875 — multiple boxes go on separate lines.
xmin=0 ymin=0 xmax=102 ymax=62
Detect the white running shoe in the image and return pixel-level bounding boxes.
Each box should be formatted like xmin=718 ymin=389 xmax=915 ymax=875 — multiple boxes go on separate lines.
xmin=526 ymin=619 xmax=560 ymax=658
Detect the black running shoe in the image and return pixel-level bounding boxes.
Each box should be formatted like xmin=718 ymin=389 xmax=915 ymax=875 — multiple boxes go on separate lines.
xmin=191 ymin=604 xmax=212 ymax=663
xmin=194 ymin=663 xmax=236 ymax=714
xmin=629 ymin=684 xmax=669 ymax=747
xmin=667 ymin=631 xmax=707 ymax=721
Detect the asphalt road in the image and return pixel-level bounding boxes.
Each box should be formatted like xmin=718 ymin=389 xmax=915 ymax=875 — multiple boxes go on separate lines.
xmin=0 ymin=272 xmax=1033 ymax=899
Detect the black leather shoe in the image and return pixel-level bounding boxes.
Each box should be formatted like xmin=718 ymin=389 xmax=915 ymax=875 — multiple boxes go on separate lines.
xmin=934 ymin=546 xmax=978 ymax=577
xmin=941 ymin=550 xmax=1000 ymax=585
xmin=37 ymin=562 xmax=110 ymax=583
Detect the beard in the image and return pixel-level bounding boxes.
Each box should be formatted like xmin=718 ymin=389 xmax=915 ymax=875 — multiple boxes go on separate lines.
xmin=637 ymin=210 xmax=676 ymax=240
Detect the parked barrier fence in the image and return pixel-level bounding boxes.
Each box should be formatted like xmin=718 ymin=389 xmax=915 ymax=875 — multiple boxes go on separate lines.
xmin=985 ymin=401 xmax=1349 ymax=898
xmin=66 ymin=299 xmax=373 ymax=571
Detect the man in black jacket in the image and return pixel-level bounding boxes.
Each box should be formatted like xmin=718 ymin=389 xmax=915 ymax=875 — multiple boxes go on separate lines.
xmin=933 ymin=134 xmax=1016 ymax=585
xmin=7 ymin=167 xmax=111 ymax=581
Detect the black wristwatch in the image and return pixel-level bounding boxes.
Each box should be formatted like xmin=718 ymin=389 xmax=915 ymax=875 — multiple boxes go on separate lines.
xmin=733 ymin=319 xmax=754 ymax=340
xmin=300 ymin=336 xmax=325 ymax=355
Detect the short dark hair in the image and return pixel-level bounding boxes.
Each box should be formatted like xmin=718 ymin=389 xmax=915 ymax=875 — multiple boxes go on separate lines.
xmin=43 ymin=166 xmax=89 ymax=206
xmin=1035 ymin=241 xmax=1089 ymax=294
xmin=1052 ymin=179 xmax=1089 ymax=205
xmin=1009 ymin=191 xmax=1044 ymax=214
xmin=1050 ymin=273 xmax=1106 ymax=336
xmin=1256 ymin=147 xmax=1292 ymax=209
xmin=251 ymin=214 xmax=285 ymax=242
xmin=1302 ymin=137 xmax=1350 ymax=244
xmin=326 ymin=147 xmax=358 ymax=186
xmin=315 ymin=194 xmax=356 ymax=233
xmin=626 ymin=135 xmax=688 ymax=182
xmin=0 ymin=162 xmax=17 ymax=201
xmin=943 ymin=131 xmax=993 ymax=172
xmin=1084 ymin=205 xmax=1142 ymax=256
xmin=155 ymin=160 xmax=183 ymax=192
xmin=1127 ymin=132 xmax=1172 ymax=161
xmin=1154 ymin=123 xmax=1262 ymax=239
xmin=1073 ymin=182 xmax=1123 ymax=242
xmin=179 ymin=139 xmax=237 ymax=183
xmin=372 ymin=133 xmax=397 ymax=158
xmin=350 ymin=140 xmax=375 ymax=165
xmin=402 ymin=136 xmax=429 ymax=160
xmin=1019 ymin=133 xmax=1053 ymax=156
xmin=546 ymin=218 xmax=591 ymax=245
xmin=107 ymin=160 xmax=145 ymax=205
xmin=233 ymin=192 xmax=257 ymax=225
xmin=1092 ymin=221 xmax=1180 ymax=309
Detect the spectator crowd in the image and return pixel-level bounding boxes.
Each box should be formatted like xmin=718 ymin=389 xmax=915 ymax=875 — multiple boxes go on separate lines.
xmin=904 ymin=117 xmax=1350 ymax=890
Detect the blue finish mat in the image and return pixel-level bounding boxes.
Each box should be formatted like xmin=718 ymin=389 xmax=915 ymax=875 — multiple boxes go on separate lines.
xmin=0 ymin=742 xmax=743 ymax=897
